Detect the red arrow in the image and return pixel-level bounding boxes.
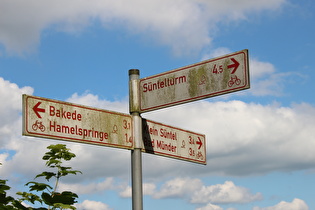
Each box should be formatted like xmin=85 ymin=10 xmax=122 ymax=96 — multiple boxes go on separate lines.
xmin=196 ymin=137 xmax=202 ymax=150
xmin=33 ymin=102 xmax=45 ymax=118
xmin=227 ymin=58 xmax=240 ymax=74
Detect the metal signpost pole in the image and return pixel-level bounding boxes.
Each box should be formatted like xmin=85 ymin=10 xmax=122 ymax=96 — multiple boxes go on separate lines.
xmin=129 ymin=69 xmax=143 ymax=210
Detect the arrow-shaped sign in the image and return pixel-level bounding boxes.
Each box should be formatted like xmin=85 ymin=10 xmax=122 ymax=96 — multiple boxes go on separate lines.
xmin=142 ymin=118 xmax=206 ymax=164
xmin=140 ymin=49 xmax=249 ymax=113
xmin=228 ymin=58 xmax=240 ymax=74
xmin=23 ymin=95 xmax=133 ymax=150
xmin=196 ymin=137 xmax=203 ymax=150
xmin=33 ymin=102 xmax=45 ymax=118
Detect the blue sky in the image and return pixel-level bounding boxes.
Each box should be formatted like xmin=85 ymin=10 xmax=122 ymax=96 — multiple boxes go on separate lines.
xmin=1 ymin=0 xmax=315 ymax=210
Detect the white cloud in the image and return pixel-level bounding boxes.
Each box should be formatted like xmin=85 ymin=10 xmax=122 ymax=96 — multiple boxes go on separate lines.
xmin=201 ymin=47 xmax=232 ymax=61
xmin=153 ymin=177 xmax=203 ymax=199
xmin=0 ymin=0 xmax=287 ymax=56
xmin=0 ymin=77 xmax=33 ymax=128
xmin=75 ymin=200 xmax=112 ymax=210
xmin=0 ymin=153 xmax=9 ymax=164
xmin=248 ymin=58 xmax=297 ymax=97
xmin=119 ymin=185 xmax=131 ymax=198
xmin=143 ymin=100 xmax=315 ymax=177
xmin=0 ymin=77 xmax=34 ymax=170
xmin=59 ymin=177 xmax=115 ymax=194
xmin=67 ymin=144 xmax=131 ymax=181
xmin=119 ymin=182 xmax=156 ymax=198
xmin=191 ymin=181 xmax=262 ymax=204
xmin=0 ymin=78 xmax=53 ymax=179
xmin=67 ymin=92 xmax=129 ymax=114
xmin=118 ymin=178 xmax=261 ymax=206
xmin=196 ymin=203 xmax=223 ymax=210
xmin=253 ymin=198 xmax=309 ymax=210
xmin=250 ymin=59 xmax=276 ymax=79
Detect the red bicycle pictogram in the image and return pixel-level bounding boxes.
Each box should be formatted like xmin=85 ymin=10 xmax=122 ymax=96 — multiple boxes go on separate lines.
xmin=228 ymin=75 xmax=241 ymax=87
xmin=32 ymin=120 xmax=45 ymax=132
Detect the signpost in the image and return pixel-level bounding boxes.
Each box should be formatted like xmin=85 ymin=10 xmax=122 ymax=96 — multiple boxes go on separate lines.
xmin=140 ymin=49 xmax=249 ymax=113
xmin=23 ymin=94 xmax=133 ymax=150
xmin=142 ymin=119 xmax=206 ymax=164
xmin=22 ymin=49 xmax=250 ymax=210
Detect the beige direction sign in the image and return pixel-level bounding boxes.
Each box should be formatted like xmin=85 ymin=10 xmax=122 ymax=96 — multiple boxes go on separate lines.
xmin=22 ymin=94 xmax=133 ymax=149
xmin=140 ymin=49 xmax=249 ymax=113
xmin=142 ymin=119 xmax=206 ymax=165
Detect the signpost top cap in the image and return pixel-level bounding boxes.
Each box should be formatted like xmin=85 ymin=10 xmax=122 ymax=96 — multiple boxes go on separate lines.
xmin=129 ymin=69 xmax=140 ymax=76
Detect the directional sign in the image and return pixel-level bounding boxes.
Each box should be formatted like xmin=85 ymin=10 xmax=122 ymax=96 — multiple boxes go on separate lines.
xmin=22 ymin=94 xmax=133 ymax=149
xmin=142 ymin=119 xmax=206 ymax=165
xmin=140 ymin=49 xmax=249 ymax=113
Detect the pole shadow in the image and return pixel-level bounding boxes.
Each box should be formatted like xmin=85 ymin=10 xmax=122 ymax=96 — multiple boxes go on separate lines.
xmin=142 ymin=119 xmax=155 ymax=154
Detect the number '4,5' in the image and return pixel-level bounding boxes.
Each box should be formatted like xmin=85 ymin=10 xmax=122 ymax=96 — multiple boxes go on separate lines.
xmin=212 ymin=64 xmax=223 ymax=74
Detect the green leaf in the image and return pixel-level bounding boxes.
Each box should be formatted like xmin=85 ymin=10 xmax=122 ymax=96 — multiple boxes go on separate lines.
xmin=41 ymin=192 xmax=53 ymax=206
xmin=43 ymin=144 xmax=77 ymax=170
xmin=10 ymin=200 xmax=30 ymax=209
xmin=0 ymin=194 xmax=15 ymax=205
xmin=42 ymin=191 xmax=78 ymax=206
xmin=25 ymin=182 xmax=53 ymax=192
xmin=35 ymin=172 xmax=56 ymax=181
xmin=45 ymin=159 xmax=61 ymax=167
xmin=0 ymin=179 xmax=11 ymax=194
xmin=59 ymin=167 xmax=82 ymax=177
xmin=16 ymin=191 xmax=42 ymax=204
xmin=53 ymin=203 xmax=76 ymax=210
xmin=53 ymin=191 xmax=78 ymax=205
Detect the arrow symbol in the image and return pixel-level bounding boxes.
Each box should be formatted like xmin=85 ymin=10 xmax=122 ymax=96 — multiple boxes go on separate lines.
xmin=33 ymin=102 xmax=45 ymax=118
xmin=227 ymin=58 xmax=240 ymax=74
xmin=196 ymin=137 xmax=203 ymax=150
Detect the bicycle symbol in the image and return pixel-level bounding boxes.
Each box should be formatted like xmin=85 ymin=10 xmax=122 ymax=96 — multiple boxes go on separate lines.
xmin=32 ymin=120 xmax=45 ymax=132
xmin=196 ymin=151 xmax=204 ymax=160
xmin=228 ymin=75 xmax=241 ymax=87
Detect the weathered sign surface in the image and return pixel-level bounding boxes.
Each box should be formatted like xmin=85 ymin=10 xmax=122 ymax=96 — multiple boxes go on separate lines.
xmin=140 ymin=49 xmax=249 ymax=112
xmin=22 ymin=94 xmax=133 ymax=149
xmin=142 ymin=119 xmax=206 ymax=165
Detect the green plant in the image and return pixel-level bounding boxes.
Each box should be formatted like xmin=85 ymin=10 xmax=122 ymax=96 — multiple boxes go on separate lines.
xmin=0 ymin=144 xmax=82 ymax=209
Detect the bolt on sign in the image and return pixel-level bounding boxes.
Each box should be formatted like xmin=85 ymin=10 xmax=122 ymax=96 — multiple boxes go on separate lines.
xmin=22 ymin=94 xmax=133 ymax=149
xmin=142 ymin=119 xmax=206 ymax=165
xmin=140 ymin=49 xmax=249 ymax=113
